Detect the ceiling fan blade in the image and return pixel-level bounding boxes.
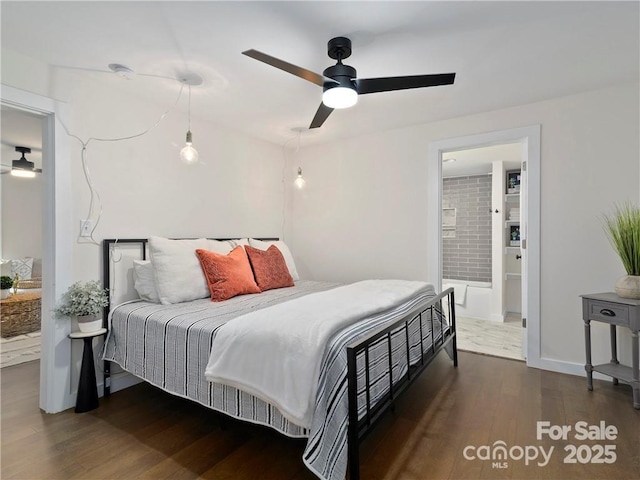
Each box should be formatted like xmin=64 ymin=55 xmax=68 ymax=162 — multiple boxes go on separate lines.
xmin=355 ymin=73 xmax=456 ymax=95
xmin=243 ymin=49 xmax=337 ymax=87
xmin=309 ymin=103 xmax=334 ymax=129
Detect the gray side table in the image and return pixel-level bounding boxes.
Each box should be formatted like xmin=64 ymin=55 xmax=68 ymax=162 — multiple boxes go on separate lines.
xmin=581 ymin=293 xmax=639 ymax=409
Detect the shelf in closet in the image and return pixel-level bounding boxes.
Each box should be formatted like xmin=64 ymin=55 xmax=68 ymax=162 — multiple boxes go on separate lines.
xmin=505 ymin=193 xmax=520 ymax=202
xmin=505 ymin=272 xmax=522 ymax=281
xmin=505 ymin=247 xmax=521 ymax=254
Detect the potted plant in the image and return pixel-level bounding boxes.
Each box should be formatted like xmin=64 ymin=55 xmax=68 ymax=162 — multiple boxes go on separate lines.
xmin=0 ymin=275 xmax=13 ymax=299
xmin=603 ymin=202 xmax=640 ymax=299
xmin=54 ymin=280 xmax=109 ymax=332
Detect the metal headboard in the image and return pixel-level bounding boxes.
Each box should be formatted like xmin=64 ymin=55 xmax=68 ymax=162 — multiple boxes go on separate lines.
xmin=102 ymin=237 xmax=279 ymax=322
xmin=101 ymin=237 xmax=279 ymax=395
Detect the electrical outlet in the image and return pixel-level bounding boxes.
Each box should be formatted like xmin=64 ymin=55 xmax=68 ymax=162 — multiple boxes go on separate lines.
xmin=80 ymin=219 xmax=93 ymax=237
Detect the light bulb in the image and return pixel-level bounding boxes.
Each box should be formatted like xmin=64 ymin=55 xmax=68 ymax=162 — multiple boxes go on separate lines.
xmin=322 ymin=86 xmax=358 ymax=109
xmin=180 ymin=131 xmax=199 ymax=164
xmin=11 ymin=169 xmax=36 ymax=178
xmin=294 ymin=167 xmax=306 ymax=189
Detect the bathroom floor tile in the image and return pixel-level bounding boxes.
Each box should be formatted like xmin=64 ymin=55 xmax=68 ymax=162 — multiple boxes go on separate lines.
xmin=455 ymin=315 xmax=524 ymax=361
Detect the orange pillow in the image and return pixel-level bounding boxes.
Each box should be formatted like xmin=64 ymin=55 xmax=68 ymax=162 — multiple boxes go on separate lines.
xmin=196 ymin=246 xmax=261 ymax=302
xmin=245 ymin=245 xmax=294 ymax=291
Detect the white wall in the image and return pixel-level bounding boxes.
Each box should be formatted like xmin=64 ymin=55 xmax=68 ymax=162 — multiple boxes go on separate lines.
xmin=289 ymin=82 xmax=640 ymax=370
xmin=0 ymin=111 xmax=44 ymax=265
xmin=2 ymin=49 xmax=285 ymax=411
xmin=2 ymin=49 xmax=284 ymax=282
xmin=1 ymin=167 xmax=43 ymax=262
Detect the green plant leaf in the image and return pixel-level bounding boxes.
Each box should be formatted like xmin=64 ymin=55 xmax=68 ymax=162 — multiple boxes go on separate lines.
xmin=602 ymin=202 xmax=640 ymax=276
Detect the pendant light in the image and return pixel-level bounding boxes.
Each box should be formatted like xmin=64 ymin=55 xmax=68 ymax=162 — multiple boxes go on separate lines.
xmin=294 ymin=167 xmax=306 ymax=189
xmin=290 ymin=129 xmax=306 ymax=189
xmin=179 ymin=84 xmax=198 ymax=164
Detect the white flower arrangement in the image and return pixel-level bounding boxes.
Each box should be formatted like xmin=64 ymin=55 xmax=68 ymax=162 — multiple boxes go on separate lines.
xmin=54 ymin=280 xmax=109 ymax=318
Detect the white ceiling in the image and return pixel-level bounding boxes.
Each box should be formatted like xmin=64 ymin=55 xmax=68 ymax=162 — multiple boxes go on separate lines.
xmin=1 ymin=1 xmax=638 ymax=147
xmin=442 ymin=143 xmax=521 ymax=177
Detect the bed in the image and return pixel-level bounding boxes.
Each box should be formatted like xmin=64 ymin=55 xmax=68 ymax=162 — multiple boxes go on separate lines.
xmin=101 ymin=238 xmax=457 ymax=480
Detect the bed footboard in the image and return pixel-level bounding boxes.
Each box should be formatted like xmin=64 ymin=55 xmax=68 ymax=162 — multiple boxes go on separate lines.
xmin=346 ymin=287 xmax=457 ymax=480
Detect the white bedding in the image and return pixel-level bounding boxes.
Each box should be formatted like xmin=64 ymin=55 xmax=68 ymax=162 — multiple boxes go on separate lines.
xmin=204 ymin=279 xmax=428 ymax=428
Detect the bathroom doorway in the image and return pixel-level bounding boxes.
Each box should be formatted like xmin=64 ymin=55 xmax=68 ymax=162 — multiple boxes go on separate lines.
xmin=427 ymin=125 xmax=541 ymax=367
xmin=441 ymin=143 xmax=523 ymax=360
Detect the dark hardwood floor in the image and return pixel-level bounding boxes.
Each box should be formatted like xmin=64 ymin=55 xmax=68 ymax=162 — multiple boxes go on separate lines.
xmin=2 ymin=352 xmax=638 ymax=479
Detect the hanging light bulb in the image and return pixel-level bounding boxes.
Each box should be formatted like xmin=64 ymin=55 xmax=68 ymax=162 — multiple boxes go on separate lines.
xmin=294 ymin=167 xmax=306 ymax=189
xmin=180 ymin=84 xmax=198 ymax=164
xmin=180 ymin=131 xmax=198 ymax=164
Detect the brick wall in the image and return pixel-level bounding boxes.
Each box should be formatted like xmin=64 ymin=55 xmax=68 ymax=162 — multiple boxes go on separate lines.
xmin=442 ymin=174 xmax=492 ymax=282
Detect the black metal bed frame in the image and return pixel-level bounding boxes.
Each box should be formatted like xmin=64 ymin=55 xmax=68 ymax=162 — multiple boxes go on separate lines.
xmin=346 ymin=287 xmax=457 ymax=479
xmin=101 ymin=238 xmax=457 ymax=480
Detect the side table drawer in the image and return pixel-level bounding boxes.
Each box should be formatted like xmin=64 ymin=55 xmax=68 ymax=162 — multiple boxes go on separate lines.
xmin=587 ymin=300 xmax=630 ymax=327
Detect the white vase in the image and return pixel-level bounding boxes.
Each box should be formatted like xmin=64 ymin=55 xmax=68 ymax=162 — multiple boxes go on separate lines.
xmin=75 ymin=314 xmax=102 ymax=333
xmin=0 ymin=289 xmax=10 ymax=300
xmin=614 ymin=275 xmax=640 ymax=299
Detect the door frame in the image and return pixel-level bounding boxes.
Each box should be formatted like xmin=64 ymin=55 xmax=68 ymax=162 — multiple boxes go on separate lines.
xmin=427 ymin=125 xmax=541 ymax=367
xmin=1 ymin=84 xmax=74 ymax=412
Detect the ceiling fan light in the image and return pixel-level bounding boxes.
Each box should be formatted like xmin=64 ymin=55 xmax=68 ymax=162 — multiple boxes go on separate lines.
xmin=11 ymin=168 xmax=36 ymax=178
xmin=322 ymin=86 xmax=357 ymax=109
xmin=10 ymin=148 xmax=37 ymax=178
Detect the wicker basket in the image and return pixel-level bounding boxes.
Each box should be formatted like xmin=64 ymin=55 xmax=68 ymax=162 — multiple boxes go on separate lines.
xmin=0 ymin=292 xmax=41 ymax=337
xmin=17 ymin=278 xmax=42 ymax=290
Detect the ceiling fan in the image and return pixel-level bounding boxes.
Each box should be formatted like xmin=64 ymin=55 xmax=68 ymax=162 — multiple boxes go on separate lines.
xmin=0 ymin=146 xmax=41 ymax=177
xmin=243 ymin=37 xmax=456 ymax=129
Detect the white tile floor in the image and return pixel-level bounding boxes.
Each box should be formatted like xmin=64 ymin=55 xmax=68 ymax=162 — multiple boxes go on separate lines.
xmin=455 ymin=314 xmax=524 ymax=361
xmin=0 ymin=332 xmax=41 ymax=368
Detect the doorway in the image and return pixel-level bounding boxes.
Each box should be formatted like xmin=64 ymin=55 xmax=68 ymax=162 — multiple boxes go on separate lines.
xmin=441 ymin=143 xmax=523 ymax=360
xmin=1 ymin=106 xmax=44 ymax=367
xmin=1 ymin=85 xmax=74 ymax=413
xmin=427 ymin=125 xmax=541 ymax=367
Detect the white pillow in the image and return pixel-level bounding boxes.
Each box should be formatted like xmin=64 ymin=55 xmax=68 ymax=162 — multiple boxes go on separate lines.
xmin=148 ymin=237 xmax=233 ymax=305
xmin=149 ymin=237 xmax=208 ymax=304
xmin=132 ymin=260 xmax=160 ymax=303
xmin=11 ymin=257 xmax=33 ymax=280
xmin=207 ymin=239 xmax=235 ymax=254
xmin=228 ymin=238 xmax=249 ymax=247
xmin=248 ymin=238 xmax=299 ymax=281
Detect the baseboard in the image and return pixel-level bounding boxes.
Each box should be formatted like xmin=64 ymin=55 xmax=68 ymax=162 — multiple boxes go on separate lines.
xmin=527 ymin=356 xmax=610 ymax=381
xmin=97 ymin=370 xmax=142 ymax=397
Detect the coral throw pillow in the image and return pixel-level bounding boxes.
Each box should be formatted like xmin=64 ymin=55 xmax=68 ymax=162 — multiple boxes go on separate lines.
xmin=196 ymin=246 xmax=261 ymax=302
xmin=245 ymin=245 xmax=294 ymax=291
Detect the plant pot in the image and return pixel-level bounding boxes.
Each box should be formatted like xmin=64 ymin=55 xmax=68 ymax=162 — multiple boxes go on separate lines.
xmin=0 ymin=289 xmax=10 ymax=300
xmin=614 ymin=275 xmax=640 ymax=299
xmin=75 ymin=314 xmax=102 ymax=333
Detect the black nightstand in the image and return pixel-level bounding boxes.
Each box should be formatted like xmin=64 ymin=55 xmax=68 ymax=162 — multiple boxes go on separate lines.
xmin=581 ymin=293 xmax=639 ymax=409
xmin=69 ymin=328 xmax=107 ymax=413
